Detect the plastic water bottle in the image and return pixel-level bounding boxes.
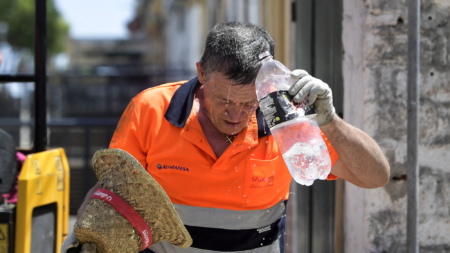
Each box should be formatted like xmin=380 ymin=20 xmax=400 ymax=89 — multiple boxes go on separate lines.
xmin=255 ymin=51 xmax=332 ymax=186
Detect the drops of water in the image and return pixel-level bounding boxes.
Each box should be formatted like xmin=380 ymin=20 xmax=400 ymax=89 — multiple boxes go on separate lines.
xmin=238 ymin=216 xmax=241 ymax=219
xmin=238 ymin=102 xmax=246 ymax=120
xmin=266 ymin=140 xmax=268 ymax=144
xmin=263 ymin=238 xmax=265 ymax=240
xmin=252 ymin=154 xmax=254 ymax=156
xmin=226 ymin=80 xmax=232 ymax=103
xmin=261 ymin=243 xmax=263 ymax=246
xmin=239 ymin=186 xmax=241 ymax=188
xmin=254 ymin=164 xmax=256 ymax=166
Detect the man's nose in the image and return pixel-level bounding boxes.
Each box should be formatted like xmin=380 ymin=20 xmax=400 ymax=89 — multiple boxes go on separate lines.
xmin=226 ymin=103 xmax=248 ymax=121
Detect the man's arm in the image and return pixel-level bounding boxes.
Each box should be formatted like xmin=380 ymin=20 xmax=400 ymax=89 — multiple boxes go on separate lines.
xmin=288 ymin=69 xmax=390 ymax=188
xmin=322 ymin=117 xmax=390 ymax=188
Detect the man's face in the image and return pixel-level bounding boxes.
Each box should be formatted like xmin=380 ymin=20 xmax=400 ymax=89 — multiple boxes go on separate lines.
xmin=201 ymin=71 xmax=259 ymax=136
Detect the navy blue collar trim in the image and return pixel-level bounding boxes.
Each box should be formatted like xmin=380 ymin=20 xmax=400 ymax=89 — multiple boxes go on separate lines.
xmin=164 ymin=77 xmax=271 ymax=138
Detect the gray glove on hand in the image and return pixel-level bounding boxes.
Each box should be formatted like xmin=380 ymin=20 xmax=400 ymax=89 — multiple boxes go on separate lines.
xmin=288 ymin=69 xmax=336 ymax=126
xmin=61 ymin=230 xmax=97 ymax=253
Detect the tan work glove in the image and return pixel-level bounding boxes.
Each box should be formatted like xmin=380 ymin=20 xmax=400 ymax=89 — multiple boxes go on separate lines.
xmin=61 ymin=230 xmax=97 ymax=253
xmin=288 ymin=69 xmax=336 ymax=126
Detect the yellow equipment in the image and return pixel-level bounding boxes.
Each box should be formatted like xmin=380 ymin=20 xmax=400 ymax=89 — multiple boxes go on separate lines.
xmin=14 ymin=148 xmax=70 ymax=253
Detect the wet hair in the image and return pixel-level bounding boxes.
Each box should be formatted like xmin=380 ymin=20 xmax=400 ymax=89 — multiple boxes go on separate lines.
xmin=200 ymin=22 xmax=275 ymax=85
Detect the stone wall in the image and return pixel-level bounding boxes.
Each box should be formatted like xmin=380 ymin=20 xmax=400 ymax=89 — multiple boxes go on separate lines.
xmin=342 ymin=0 xmax=450 ymax=252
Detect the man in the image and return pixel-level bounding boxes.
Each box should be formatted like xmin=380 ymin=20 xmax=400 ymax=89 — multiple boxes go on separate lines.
xmin=65 ymin=22 xmax=390 ymax=253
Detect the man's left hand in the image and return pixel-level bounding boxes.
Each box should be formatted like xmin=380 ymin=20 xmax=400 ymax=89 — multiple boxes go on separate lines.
xmin=288 ymin=69 xmax=335 ymax=126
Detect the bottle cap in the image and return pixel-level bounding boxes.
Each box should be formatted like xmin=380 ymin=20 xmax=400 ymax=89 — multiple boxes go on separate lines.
xmin=258 ymin=51 xmax=271 ymax=60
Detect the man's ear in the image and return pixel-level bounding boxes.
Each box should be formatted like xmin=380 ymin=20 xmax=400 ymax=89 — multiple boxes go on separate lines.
xmin=196 ymin=62 xmax=206 ymax=84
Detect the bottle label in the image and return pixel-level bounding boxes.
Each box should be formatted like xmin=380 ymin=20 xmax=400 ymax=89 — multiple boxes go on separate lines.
xmin=258 ymin=90 xmax=316 ymax=129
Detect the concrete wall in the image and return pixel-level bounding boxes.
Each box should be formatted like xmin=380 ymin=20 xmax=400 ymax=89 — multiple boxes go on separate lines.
xmin=342 ymin=0 xmax=450 ymax=252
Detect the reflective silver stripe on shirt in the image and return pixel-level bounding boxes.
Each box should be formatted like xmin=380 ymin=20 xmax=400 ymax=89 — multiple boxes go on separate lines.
xmin=173 ymin=200 xmax=286 ymax=230
xmin=149 ymin=239 xmax=281 ymax=253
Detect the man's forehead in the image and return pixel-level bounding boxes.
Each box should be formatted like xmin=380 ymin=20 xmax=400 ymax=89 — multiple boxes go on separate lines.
xmin=209 ymin=82 xmax=256 ymax=102
xmin=206 ymin=72 xmax=257 ymax=101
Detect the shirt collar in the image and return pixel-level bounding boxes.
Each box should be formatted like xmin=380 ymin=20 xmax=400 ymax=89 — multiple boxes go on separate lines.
xmin=164 ymin=77 xmax=271 ymax=138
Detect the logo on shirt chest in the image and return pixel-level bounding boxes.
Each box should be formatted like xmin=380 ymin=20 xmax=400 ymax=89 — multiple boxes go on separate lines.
xmin=157 ymin=164 xmax=189 ymax=172
xmin=250 ymin=175 xmax=274 ymax=188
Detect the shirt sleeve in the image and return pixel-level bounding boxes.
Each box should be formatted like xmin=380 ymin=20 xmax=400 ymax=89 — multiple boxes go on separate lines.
xmin=109 ymin=100 xmax=148 ymax=168
xmin=321 ymin=131 xmax=339 ymax=180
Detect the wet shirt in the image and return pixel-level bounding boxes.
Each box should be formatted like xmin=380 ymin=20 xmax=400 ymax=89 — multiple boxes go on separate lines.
xmin=109 ymin=78 xmax=339 ymax=253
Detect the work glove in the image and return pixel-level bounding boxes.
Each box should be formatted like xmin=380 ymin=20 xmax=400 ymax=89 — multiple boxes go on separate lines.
xmin=288 ymin=69 xmax=336 ymax=126
xmin=61 ymin=230 xmax=97 ymax=253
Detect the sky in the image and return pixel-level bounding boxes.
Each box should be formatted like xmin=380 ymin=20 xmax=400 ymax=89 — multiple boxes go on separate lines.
xmin=53 ymin=0 xmax=137 ymax=39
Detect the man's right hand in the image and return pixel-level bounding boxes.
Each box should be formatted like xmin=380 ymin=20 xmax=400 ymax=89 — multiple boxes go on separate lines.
xmin=62 ymin=182 xmax=101 ymax=252
xmin=61 ymin=230 xmax=80 ymax=252
xmin=61 ymin=231 xmax=97 ymax=253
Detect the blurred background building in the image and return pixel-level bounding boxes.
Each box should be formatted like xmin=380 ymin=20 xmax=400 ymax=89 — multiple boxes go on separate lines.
xmin=0 ymin=0 xmax=449 ymax=252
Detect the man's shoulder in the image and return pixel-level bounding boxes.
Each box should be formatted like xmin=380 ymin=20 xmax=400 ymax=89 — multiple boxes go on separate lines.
xmin=132 ymin=80 xmax=188 ymax=105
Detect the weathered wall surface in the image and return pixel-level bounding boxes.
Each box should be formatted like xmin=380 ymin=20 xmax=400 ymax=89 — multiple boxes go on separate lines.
xmin=342 ymin=0 xmax=450 ymax=252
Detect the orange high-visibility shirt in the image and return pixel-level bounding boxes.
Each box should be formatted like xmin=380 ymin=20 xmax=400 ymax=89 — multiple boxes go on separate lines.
xmin=109 ymin=78 xmax=339 ymax=252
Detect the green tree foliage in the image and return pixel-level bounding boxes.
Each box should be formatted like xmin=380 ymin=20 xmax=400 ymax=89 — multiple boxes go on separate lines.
xmin=0 ymin=0 xmax=69 ymax=56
